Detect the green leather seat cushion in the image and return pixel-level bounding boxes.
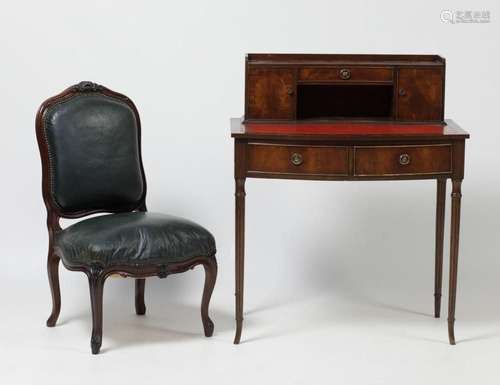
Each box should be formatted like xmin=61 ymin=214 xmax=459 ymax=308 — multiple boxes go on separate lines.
xmin=54 ymin=212 xmax=216 ymax=268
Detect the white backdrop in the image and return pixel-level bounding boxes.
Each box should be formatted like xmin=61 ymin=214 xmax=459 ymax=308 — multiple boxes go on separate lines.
xmin=1 ymin=1 xmax=499 ymax=384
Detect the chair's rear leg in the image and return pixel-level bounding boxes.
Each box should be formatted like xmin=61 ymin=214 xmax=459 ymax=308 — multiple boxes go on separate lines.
xmin=201 ymin=257 xmax=217 ymax=337
xmin=46 ymin=254 xmax=61 ymax=327
xmin=135 ymin=278 xmax=146 ymax=315
xmin=88 ymin=268 xmax=105 ymax=355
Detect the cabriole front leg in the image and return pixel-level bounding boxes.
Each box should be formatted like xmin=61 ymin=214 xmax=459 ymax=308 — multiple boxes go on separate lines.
xmin=448 ymin=179 xmax=462 ymax=345
xmin=87 ymin=264 xmax=105 ymax=354
xmin=201 ymin=257 xmax=217 ymax=337
xmin=46 ymin=254 xmax=61 ymax=327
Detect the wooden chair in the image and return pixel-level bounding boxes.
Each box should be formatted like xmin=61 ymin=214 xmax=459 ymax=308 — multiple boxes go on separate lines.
xmin=35 ymin=81 xmax=217 ymax=354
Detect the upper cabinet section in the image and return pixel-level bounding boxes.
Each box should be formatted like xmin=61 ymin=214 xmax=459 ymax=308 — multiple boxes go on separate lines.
xmin=397 ymin=68 xmax=444 ymax=121
xmin=246 ymin=68 xmax=295 ymax=120
xmin=244 ymin=54 xmax=445 ymax=123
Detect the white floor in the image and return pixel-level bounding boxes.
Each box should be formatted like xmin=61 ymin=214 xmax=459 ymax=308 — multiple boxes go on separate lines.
xmin=2 ymin=269 xmax=500 ymax=385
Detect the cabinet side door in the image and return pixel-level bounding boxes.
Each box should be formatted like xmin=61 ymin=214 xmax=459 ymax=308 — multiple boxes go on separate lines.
xmin=246 ymin=68 xmax=294 ymax=120
xmin=397 ymin=68 xmax=444 ymax=121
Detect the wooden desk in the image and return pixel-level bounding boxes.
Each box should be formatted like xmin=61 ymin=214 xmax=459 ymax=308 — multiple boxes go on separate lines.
xmin=231 ymin=118 xmax=469 ymax=345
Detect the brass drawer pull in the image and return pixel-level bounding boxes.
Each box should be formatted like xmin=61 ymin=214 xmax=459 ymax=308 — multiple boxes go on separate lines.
xmin=339 ymin=68 xmax=351 ymax=80
xmin=399 ymin=153 xmax=411 ymax=165
xmin=290 ymin=153 xmax=303 ymax=166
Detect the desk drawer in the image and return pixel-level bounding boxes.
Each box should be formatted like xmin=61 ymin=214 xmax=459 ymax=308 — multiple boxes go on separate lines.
xmin=354 ymin=145 xmax=452 ymax=176
xmin=247 ymin=144 xmax=349 ymax=176
xmin=298 ymin=67 xmax=393 ymax=82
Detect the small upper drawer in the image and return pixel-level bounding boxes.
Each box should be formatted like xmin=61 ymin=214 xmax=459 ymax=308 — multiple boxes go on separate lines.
xmin=354 ymin=145 xmax=452 ymax=176
xmin=298 ymin=67 xmax=393 ymax=82
xmin=247 ymin=143 xmax=348 ymax=176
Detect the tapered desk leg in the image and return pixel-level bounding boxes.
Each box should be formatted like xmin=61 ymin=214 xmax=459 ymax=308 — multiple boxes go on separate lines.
xmin=434 ymin=179 xmax=446 ymax=318
xmin=448 ymin=179 xmax=462 ymax=345
xmin=234 ymin=178 xmax=246 ymax=344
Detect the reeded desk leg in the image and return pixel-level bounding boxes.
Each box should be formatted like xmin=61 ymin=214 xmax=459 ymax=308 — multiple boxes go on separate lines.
xmin=434 ymin=179 xmax=446 ymax=318
xmin=234 ymin=178 xmax=246 ymax=344
xmin=448 ymin=179 xmax=462 ymax=345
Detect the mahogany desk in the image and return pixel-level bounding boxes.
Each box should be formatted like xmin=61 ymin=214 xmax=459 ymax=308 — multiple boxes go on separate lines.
xmin=231 ymin=118 xmax=469 ymax=345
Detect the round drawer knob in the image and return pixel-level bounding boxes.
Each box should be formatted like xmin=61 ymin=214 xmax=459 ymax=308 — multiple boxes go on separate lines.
xmin=290 ymin=153 xmax=303 ymax=166
xmin=286 ymin=86 xmax=294 ymax=96
xmin=339 ymin=68 xmax=351 ymax=80
xmin=399 ymin=88 xmax=406 ymax=96
xmin=399 ymin=153 xmax=411 ymax=166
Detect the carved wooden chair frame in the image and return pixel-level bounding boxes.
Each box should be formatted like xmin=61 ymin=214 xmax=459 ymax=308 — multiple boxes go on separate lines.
xmin=35 ymin=82 xmax=217 ymax=354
